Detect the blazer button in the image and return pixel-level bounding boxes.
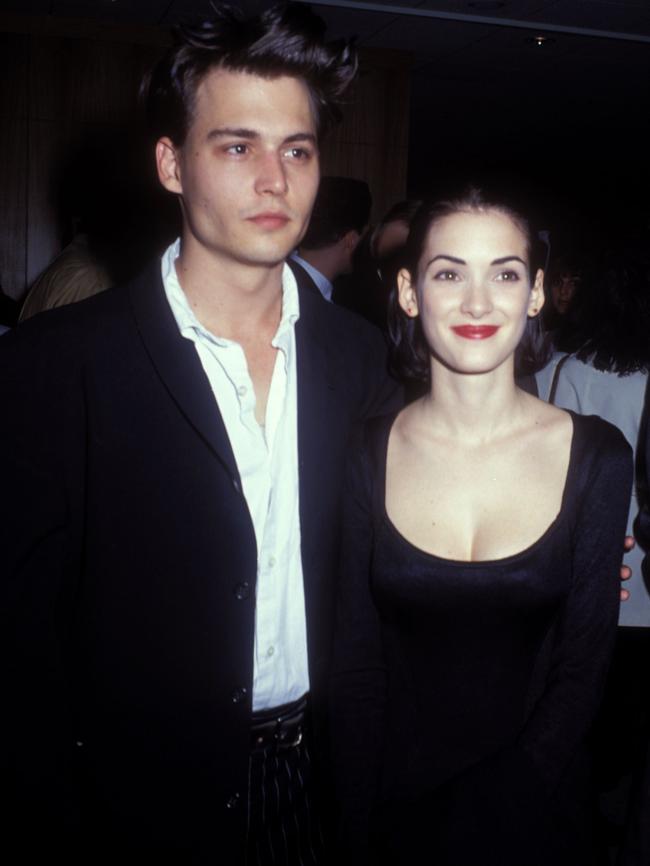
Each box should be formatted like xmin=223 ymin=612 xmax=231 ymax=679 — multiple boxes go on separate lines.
xmin=231 ymin=687 xmax=248 ymax=704
xmin=233 ymin=582 xmax=250 ymax=600
xmin=232 ymin=477 xmax=241 ymax=494
xmin=226 ymin=792 xmax=240 ymax=809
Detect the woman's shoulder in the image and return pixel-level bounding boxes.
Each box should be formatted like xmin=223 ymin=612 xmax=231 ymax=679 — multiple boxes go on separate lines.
xmin=569 ymin=410 xmax=632 ymax=457
xmin=562 ymin=413 xmax=633 ymax=515
xmin=522 ymin=400 xmax=630 ymax=488
xmin=525 ymin=395 xmax=629 ymax=452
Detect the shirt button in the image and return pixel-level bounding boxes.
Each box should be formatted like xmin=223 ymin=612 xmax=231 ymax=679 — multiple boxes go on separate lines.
xmin=268 ymin=556 xmax=276 ymax=568
xmin=267 ymin=646 xmax=275 ymax=658
xmin=237 ymin=385 xmax=247 ymax=396
xmin=231 ymin=687 xmax=248 ymax=704
xmin=233 ymin=582 xmax=250 ymax=600
xmin=226 ymin=793 xmax=240 ymax=809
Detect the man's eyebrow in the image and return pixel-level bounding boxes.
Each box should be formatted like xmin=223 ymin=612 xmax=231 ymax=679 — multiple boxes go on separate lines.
xmin=205 ymin=128 xmax=317 ymax=145
xmin=206 ymin=127 xmax=259 ymax=141
xmin=283 ymin=132 xmax=317 ymax=145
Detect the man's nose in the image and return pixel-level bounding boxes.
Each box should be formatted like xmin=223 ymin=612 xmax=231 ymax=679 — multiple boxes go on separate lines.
xmin=255 ymin=152 xmax=288 ymax=196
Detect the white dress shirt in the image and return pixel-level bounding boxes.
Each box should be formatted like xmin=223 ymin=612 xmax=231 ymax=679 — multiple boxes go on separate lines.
xmin=161 ymin=240 xmax=310 ymax=709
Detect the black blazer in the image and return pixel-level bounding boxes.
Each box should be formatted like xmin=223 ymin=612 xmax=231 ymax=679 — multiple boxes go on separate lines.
xmin=0 ymin=262 xmax=400 ymax=864
xmin=287 ymin=256 xmax=324 ymax=298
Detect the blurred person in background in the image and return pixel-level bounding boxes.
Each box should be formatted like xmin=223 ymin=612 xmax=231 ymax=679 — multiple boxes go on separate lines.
xmin=535 ymin=235 xmax=650 ymax=864
xmin=289 ymin=175 xmax=371 ymax=302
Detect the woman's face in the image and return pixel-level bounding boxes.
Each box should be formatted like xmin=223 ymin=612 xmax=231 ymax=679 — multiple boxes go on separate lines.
xmin=551 ymin=272 xmax=579 ymax=316
xmin=398 ymin=208 xmax=544 ymax=376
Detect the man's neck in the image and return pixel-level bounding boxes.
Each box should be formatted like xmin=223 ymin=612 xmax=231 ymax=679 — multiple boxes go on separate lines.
xmin=175 ymin=237 xmax=285 ymax=342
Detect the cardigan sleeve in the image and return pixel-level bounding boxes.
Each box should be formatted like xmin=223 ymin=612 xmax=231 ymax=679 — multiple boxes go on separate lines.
xmin=516 ymin=417 xmax=632 ymax=785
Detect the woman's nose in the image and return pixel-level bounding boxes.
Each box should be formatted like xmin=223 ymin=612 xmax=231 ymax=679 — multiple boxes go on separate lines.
xmin=460 ymin=280 xmax=493 ymax=318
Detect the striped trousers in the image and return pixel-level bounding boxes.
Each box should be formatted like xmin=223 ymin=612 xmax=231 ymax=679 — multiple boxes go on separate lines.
xmin=247 ymin=718 xmax=327 ymax=865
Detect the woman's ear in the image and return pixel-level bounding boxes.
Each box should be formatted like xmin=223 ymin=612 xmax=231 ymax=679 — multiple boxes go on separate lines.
xmin=397 ymin=269 xmax=419 ymax=318
xmin=528 ymin=268 xmax=545 ymax=317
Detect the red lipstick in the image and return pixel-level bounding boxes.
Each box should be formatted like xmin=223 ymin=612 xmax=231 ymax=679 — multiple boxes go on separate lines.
xmin=451 ymin=325 xmax=500 ymax=340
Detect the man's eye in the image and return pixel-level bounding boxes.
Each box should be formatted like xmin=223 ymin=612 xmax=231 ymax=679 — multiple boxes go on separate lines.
xmin=284 ymin=147 xmax=311 ymax=160
xmin=226 ymin=143 xmax=248 ymax=155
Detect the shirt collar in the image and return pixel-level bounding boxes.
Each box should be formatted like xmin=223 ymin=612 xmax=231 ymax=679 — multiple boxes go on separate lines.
xmin=161 ymin=239 xmax=300 ymax=355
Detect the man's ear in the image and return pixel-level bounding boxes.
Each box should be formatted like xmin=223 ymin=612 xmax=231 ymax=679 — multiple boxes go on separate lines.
xmin=155 ymin=137 xmax=183 ymax=195
xmin=528 ymin=268 xmax=545 ymax=317
xmin=341 ymin=229 xmax=361 ymax=255
xmin=397 ymin=268 xmax=419 ymax=318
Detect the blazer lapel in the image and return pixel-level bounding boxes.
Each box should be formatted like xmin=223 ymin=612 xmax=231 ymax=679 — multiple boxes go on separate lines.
xmin=295 ymin=289 xmax=337 ymax=567
xmin=128 ymin=263 xmax=239 ymax=480
xmin=287 ymin=257 xmax=322 ymax=298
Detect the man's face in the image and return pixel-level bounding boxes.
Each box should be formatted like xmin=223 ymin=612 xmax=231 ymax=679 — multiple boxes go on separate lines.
xmin=157 ymin=68 xmax=320 ymax=269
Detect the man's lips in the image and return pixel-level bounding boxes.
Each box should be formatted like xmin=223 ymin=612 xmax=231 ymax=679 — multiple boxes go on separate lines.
xmin=451 ymin=325 xmax=500 ymax=340
xmin=246 ymin=212 xmax=291 ymax=230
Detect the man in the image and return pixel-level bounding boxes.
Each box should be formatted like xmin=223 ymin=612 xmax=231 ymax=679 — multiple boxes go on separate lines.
xmin=289 ymin=176 xmax=371 ymax=302
xmin=0 ymin=5 xmax=399 ymax=864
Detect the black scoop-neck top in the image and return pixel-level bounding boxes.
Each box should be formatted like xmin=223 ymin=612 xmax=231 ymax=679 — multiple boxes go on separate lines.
xmin=330 ymin=411 xmax=632 ymax=865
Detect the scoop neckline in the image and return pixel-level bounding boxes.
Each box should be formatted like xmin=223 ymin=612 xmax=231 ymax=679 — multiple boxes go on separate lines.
xmin=380 ymin=410 xmax=577 ymax=568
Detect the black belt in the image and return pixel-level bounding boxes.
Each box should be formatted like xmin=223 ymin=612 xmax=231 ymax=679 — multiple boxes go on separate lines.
xmin=251 ymin=695 xmax=308 ymax=750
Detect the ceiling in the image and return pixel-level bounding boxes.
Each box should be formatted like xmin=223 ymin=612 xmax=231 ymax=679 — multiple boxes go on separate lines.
xmin=3 ymin=0 xmax=650 ymax=224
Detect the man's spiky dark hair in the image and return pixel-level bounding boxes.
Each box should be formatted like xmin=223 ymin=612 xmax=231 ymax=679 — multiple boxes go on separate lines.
xmin=142 ymin=3 xmax=357 ymax=144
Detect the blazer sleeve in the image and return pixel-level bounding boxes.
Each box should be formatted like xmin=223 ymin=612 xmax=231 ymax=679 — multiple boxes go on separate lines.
xmin=0 ymin=323 xmax=83 ymax=834
xmin=329 ymin=427 xmax=388 ymax=863
xmin=354 ymin=323 xmax=404 ymax=425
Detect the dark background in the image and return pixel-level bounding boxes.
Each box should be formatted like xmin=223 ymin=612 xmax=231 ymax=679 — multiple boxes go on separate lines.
xmin=1 ymin=0 xmax=649 ymax=295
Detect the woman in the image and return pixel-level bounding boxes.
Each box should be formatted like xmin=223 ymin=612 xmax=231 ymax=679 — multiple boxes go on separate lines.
xmin=330 ymin=188 xmax=633 ymax=865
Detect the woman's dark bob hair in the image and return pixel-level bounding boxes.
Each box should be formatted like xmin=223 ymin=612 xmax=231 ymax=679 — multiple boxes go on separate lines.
xmin=141 ymin=2 xmax=357 ymax=146
xmin=387 ymin=185 xmax=550 ymax=382
xmin=555 ymin=237 xmax=650 ymax=376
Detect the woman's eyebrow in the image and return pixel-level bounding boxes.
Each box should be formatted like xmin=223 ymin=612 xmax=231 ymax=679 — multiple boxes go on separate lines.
xmin=491 ymin=255 xmax=526 ymax=266
xmin=425 ymin=254 xmax=466 ymax=267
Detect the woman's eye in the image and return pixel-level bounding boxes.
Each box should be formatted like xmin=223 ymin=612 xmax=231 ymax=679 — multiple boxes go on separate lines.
xmin=495 ymin=270 xmax=520 ymax=282
xmin=433 ymin=270 xmax=459 ymax=281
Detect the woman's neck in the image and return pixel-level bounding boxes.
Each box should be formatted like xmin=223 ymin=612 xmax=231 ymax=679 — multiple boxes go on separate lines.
xmin=417 ymin=361 xmax=530 ymax=444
